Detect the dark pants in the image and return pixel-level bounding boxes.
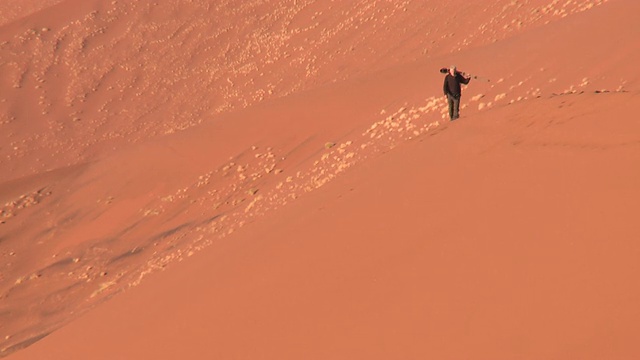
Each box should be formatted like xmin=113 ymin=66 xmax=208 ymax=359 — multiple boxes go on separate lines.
xmin=447 ymin=93 xmax=460 ymax=120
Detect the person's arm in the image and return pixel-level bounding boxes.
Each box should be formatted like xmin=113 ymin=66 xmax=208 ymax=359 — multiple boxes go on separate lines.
xmin=459 ymin=73 xmax=471 ymax=85
xmin=443 ymin=76 xmax=449 ymax=96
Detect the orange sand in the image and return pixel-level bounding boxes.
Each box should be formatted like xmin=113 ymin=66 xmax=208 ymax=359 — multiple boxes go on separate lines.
xmin=1 ymin=0 xmax=639 ymax=358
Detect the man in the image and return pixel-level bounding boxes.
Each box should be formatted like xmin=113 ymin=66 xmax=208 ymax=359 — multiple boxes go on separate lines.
xmin=443 ymin=65 xmax=471 ymax=121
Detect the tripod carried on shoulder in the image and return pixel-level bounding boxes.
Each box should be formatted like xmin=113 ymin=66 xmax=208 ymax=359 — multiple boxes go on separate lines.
xmin=439 ymin=67 xmax=490 ymax=82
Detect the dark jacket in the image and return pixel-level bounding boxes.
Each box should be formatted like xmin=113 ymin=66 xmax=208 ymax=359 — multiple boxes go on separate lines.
xmin=443 ymin=72 xmax=470 ymax=98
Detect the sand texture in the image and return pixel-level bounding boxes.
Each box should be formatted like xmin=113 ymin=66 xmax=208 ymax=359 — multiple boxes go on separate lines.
xmin=1 ymin=0 xmax=639 ymax=358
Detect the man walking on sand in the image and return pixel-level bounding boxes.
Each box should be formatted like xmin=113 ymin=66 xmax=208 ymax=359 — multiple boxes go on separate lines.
xmin=443 ymin=65 xmax=471 ymax=121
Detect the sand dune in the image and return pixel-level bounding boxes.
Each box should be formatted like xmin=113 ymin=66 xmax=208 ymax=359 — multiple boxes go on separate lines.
xmin=0 ymin=0 xmax=617 ymax=182
xmin=1 ymin=0 xmax=639 ymax=358
xmin=0 ymin=0 xmax=66 ymax=27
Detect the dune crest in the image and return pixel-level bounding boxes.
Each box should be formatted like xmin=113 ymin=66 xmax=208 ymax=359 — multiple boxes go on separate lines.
xmin=0 ymin=0 xmax=612 ymax=182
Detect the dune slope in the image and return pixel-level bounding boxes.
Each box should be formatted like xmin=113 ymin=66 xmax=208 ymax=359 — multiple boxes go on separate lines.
xmin=1 ymin=0 xmax=639 ymax=358
xmin=8 ymin=87 xmax=640 ymax=360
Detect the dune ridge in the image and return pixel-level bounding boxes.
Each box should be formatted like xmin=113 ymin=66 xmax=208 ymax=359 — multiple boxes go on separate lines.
xmin=1 ymin=0 xmax=639 ymax=358
xmin=0 ymin=0 xmax=613 ymax=182
xmin=0 ymin=0 xmax=67 ymax=27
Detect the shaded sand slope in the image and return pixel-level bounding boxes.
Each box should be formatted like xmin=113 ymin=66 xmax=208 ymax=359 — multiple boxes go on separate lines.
xmin=0 ymin=56 xmax=447 ymax=356
xmin=10 ymin=90 xmax=640 ymax=360
xmin=3 ymin=0 xmax=640 ymax=358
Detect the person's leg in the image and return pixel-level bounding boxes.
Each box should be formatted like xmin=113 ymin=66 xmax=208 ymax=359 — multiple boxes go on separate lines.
xmin=447 ymin=95 xmax=455 ymax=120
xmin=452 ymin=96 xmax=460 ymax=120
